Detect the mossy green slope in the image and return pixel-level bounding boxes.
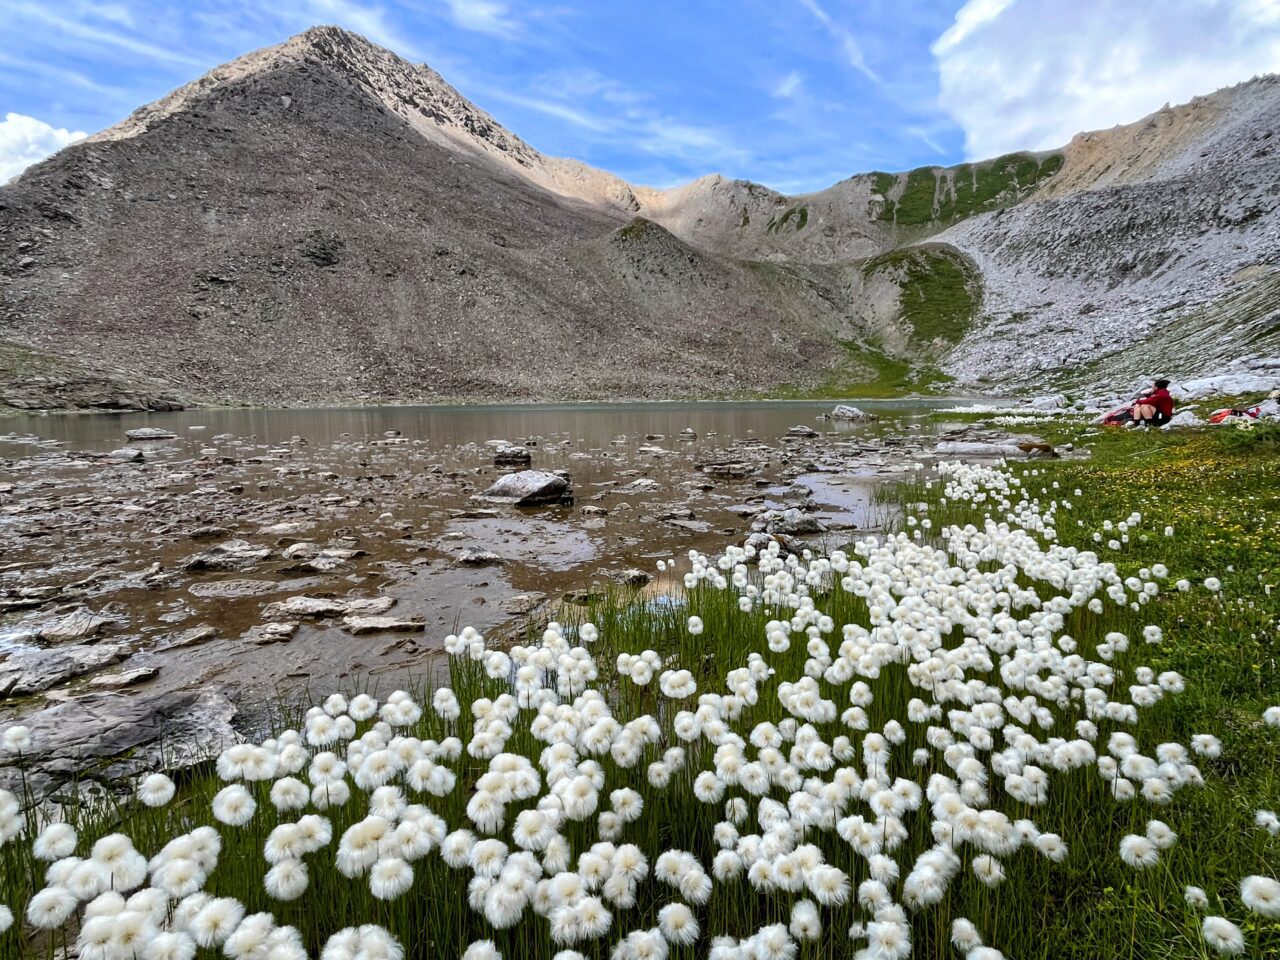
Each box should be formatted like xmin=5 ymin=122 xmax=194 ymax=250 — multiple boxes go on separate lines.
xmin=872 ymin=152 xmax=1063 ymax=227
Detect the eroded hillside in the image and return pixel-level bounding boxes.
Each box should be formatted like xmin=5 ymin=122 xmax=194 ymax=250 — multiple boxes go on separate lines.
xmin=1 ymin=25 xmax=1277 ymax=408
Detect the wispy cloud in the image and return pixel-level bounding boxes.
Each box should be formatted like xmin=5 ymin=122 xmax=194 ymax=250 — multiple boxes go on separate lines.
xmin=482 ymin=89 xmax=611 ymax=131
xmin=905 ymin=124 xmax=947 ymax=155
xmin=795 ymin=0 xmax=879 ymax=83
xmin=477 ymin=67 xmax=749 ymax=175
xmin=441 ymin=0 xmax=521 ymax=38
xmin=8 ymin=2 xmax=204 ymax=66
xmin=773 ymin=70 xmax=804 ymax=99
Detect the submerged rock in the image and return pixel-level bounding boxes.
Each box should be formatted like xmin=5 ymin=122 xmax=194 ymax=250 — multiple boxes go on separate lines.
xmin=475 ymin=470 xmax=573 ymax=506
xmin=493 ymin=445 xmax=532 ymax=467
xmin=786 ymin=425 xmax=819 ymax=438
xmin=617 ymin=478 xmax=661 ymax=494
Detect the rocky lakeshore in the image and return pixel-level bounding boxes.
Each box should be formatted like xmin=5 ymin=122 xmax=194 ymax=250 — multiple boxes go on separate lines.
xmin=0 ymin=401 xmax=1064 ymax=797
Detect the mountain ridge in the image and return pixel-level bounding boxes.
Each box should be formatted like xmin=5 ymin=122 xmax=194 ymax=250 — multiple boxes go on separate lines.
xmin=1 ymin=25 xmax=1277 ymax=410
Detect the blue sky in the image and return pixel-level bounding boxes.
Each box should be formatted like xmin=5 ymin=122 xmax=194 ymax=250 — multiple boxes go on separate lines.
xmin=2 ymin=0 xmax=1279 ymax=190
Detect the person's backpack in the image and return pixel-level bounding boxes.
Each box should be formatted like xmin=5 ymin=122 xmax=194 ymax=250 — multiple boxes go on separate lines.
xmin=1101 ymin=406 xmax=1134 ymax=426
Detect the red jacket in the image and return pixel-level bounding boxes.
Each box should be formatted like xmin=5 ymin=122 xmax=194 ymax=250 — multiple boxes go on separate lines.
xmin=1138 ymin=388 xmax=1174 ymax=418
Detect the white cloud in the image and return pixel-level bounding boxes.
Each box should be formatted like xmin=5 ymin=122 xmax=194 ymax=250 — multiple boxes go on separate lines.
xmin=773 ymin=70 xmax=804 ymax=99
xmin=0 ymin=113 xmax=86 ymax=183
xmin=933 ymin=0 xmax=1280 ymax=159
xmin=441 ymin=0 xmax=520 ymax=37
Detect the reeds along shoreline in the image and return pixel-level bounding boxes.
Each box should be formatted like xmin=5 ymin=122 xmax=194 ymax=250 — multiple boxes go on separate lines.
xmin=2 ymin=458 xmax=1279 ymax=960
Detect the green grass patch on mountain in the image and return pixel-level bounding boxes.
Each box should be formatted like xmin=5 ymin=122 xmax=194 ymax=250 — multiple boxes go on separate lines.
xmin=765 ymin=205 xmax=809 ymax=234
xmin=873 ymin=152 xmax=1063 ymax=227
xmin=862 ymin=245 xmax=980 ymax=350
xmin=756 ymin=341 xmax=953 ymax=400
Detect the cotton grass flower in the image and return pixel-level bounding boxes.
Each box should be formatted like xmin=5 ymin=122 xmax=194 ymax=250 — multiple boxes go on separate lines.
xmin=26 ymin=885 xmax=77 ymax=929
xmin=658 ymin=903 xmax=699 ymax=945
xmin=1 ymin=725 xmax=31 ymax=753
xmin=1201 ymin=916 xmax=1245 ymax=955
xmin=321 ymin=924 xmax=403 ymax=960
xmin=190 ymin=896 xmax=245 ymax=948
xmin=1240 ymin=875 xmax=1280 ymax=917
xmin=212 ymin=784 xmax=256 ymax=826
xmin=463 ymin=940 xmax=502 ymax=960
xmin=138 ymin=772 xmax=176 ymax=807
xmin=33 ymin=822 xmax=77 ymax=861
xmin=370 ymin=857 xmax=414 ymax=899
xmin=1119 ymin=835 xmax=1159 ymax=869
xmin=265 ymin=859 xmax=309 ymax=901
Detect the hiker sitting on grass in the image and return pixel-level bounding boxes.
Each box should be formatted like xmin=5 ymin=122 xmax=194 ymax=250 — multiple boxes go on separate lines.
xmin=1132 ymin=379 xmax=1174 ymax=426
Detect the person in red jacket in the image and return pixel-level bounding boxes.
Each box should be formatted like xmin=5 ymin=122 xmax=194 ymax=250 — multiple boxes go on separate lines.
xmin=1132 ymin=379 xmax=1174 ymax=426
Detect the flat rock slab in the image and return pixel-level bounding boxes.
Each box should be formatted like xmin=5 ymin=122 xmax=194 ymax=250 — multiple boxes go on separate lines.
xmin=262 ymin=595 xmax=394 ymax=619
xmin=699 ymin=461 xmax=758 ymax=479
xmin=342 ymin=615 xmax=426 ymax=635
xmin=617 ymin=478 xmax=661 ymax=494
xmin=0 ymin=688 xmax=237 ymax=798
xmin=501 ymin=592 xmax=547 ymax=615
xmin=935 ymin=440 xmax=1057 ymax=459
xmin=0 ymin=643 xmax=128 ymax=698
xmin=475 ymin=470 xmax=572 ymax=506
xmin=38 ymin=607 xmax=110 ymax=643
xmin=125 ymin=427 xmax=178 ymax=441
xmin=184 ymin=539 xmax=272 ymax=572
xmin=89 ymin=666 xmax=160 ymax=688
xmin=243 ymin=621 xmax=298 ymax=645
xmin=164 ymin=625 xmax=217 ymax=648
xmin=189 ymin=579 xmax=281 ymax=599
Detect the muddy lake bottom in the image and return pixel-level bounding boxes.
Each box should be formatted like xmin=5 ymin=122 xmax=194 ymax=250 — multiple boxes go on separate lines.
xmin=0 ymin=399 xmax=989 ymax=792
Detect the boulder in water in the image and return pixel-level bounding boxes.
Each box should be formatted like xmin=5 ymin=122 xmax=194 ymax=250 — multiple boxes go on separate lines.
xmin=183 ymin=539 xmax=272 ymax=572
xmin=830 ymin=404 xmax=878 ymax=422
xmin=475 ymin=470 xmax=573 ymax=506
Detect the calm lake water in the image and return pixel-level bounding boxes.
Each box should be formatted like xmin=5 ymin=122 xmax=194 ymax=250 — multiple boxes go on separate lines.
xmin=2 ymin=397 xmax=988 ymax=451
